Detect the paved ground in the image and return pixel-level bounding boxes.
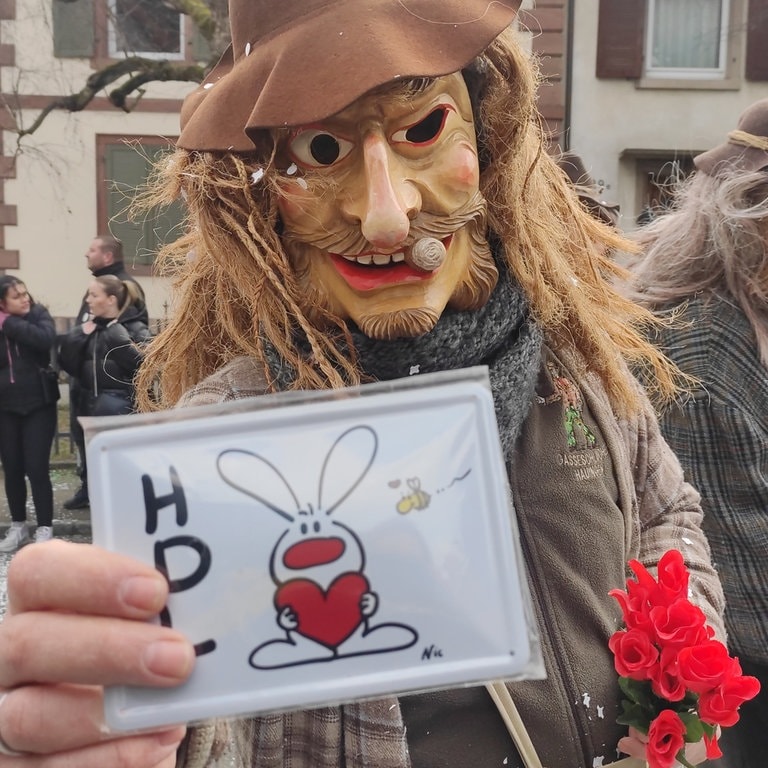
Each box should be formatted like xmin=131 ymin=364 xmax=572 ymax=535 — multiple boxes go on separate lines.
xmin=0 ymin=463 xmax=92 ymax=617
xmin=0 ymin=463 xmax=92 ymax=538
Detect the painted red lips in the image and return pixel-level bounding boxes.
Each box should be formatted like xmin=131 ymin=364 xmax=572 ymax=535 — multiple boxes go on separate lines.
xmin=330 ymin=255 xmax=430 ymax=290
xmin=329 ymin=235 xmax=453 ymax=291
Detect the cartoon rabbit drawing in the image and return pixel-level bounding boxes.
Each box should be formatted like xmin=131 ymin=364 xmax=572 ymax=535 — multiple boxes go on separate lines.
xmin=217 ymin=425 xmax=418 ymax=669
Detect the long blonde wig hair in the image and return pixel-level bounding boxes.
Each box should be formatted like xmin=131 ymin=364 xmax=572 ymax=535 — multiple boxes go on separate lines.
xmin=626 ymin=167 xmax=768 ymax=365
xmin=136 ymin=29 xmax=679 ymax=414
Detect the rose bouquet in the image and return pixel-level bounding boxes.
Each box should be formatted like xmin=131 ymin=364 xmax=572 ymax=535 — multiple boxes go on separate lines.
xmin=608 ymin=549 xmax=760 ymax=768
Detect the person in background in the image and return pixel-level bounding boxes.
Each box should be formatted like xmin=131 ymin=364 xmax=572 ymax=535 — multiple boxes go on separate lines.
xmin=0 ymin=275 xmax=58 ymax=551
xmin=59 ymin=275 xmax=151 ymax=419
xmin=625 ymin=97 xmax=768 ymax=768
xmin=62 ymin=235 xmax=148 ymax=509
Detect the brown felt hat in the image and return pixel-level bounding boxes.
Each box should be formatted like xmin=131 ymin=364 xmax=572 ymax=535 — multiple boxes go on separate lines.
xmin=177 ymin=0 xmax=522 ymax=151
xmin=694 ymin=98 xmax=768 ymax=177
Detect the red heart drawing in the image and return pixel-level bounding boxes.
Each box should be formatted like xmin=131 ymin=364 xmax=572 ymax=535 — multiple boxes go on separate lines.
xmin=275 ymin=572 xmax=369 ymax=649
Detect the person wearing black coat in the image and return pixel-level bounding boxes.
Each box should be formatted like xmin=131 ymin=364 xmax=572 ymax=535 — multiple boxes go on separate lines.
xmin=0 ymin=275 xmax=59 ymax=552
xmin=59 ymin=275 xmax=151 ymax=427
xmin=62 ymin=234 xmax=148 ymax=510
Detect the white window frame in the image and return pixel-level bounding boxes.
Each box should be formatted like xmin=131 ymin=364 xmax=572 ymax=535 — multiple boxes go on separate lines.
xmin=644 ymin=0 xmax=730 ymax=80
xmin=107 ymin=0 xmax=185 ymax=61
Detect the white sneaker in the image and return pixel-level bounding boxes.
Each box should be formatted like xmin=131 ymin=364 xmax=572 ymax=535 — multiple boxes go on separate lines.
xmin=34 ymin=526 xmax=53 ymax=543
xmin=0 ymin=523 xmax=30 ymax=553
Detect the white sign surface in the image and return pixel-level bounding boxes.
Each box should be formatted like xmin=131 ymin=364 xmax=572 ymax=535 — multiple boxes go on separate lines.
xmin=86 ymin=367 xmax=539 ymax=731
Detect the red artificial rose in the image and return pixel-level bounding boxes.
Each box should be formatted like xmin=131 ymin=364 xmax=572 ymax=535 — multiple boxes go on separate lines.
xmin=699 ymin=672 xmax=761 ymax=727
xmin=650 ymin=646 xmax=687 ymax=702
xmin=646 ymin=709 xmax=686 ymax=768
xmin=623 ymin=551 xmax=688 ymax=615
xmin=610 ymin=584 xmax=654 ymax=633
xmin=609 ymin=628 xmax=659 ymax=681
xmin=677 ymin=640 xmax=738 ymax=694
xmin=655 ymin=549 xmax=689 ymax=604
xmin=649 ymin=597 xmax=708 ymax=649
xmin=626 ymin=558 xmax=658 ymax=596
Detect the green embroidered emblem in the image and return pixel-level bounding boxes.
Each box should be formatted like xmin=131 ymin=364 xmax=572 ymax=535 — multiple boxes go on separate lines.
xmin=540 ymin=363 xmax=597 ymax=450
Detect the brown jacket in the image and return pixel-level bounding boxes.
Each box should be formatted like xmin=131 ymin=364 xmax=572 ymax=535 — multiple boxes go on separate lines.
xmin=177 ymin=345 xmax=725 ymax=768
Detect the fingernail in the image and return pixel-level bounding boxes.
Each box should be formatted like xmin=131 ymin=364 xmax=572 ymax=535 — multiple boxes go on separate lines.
xmin=120 ymin=576 xmax=166 ymax=612
xmin=143 ymin=640 xmax=194 ymax=681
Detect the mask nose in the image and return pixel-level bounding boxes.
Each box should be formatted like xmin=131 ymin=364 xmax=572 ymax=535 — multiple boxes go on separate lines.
xmin=343 ymin=133 xmax=421 ymax=251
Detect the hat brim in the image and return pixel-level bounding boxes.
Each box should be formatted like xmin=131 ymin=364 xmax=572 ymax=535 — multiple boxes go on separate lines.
xmin=178 ymin=0 xmax=521 ymax=151
xmin=694 ymin=142 xmax=768 ymax=176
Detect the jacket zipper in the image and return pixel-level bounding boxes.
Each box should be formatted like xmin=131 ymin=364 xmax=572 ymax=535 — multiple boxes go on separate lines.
xmin=5 ymin=337 xmax=13 ymax=383
xmin=92 ymin=344 xmax=98 ymax=397
xmin=515 ymin=498 xmax=594 ymax=765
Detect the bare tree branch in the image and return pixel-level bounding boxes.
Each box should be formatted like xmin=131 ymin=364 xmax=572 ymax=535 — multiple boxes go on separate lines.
xmin=10 ymin=0 xmax=230 ymax=144
xmin=14 ymin=58 xmax=205 ymax=141
xmin=108 ymin=61 xmax=206 ymax=110
xmin=163 ymin=0 xmax=216 ymax=42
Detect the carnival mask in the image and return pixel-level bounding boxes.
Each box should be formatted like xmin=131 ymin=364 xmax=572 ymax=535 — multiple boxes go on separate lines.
xmin=274 ymin=72 xmax=497 ymax=340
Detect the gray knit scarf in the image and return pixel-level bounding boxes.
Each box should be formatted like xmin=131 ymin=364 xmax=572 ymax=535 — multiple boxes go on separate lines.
xmin=266 ymin=266 xmax=543 ymax=461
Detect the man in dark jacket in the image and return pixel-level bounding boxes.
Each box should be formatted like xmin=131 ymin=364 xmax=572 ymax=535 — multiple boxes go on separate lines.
xmin=62 ymin=234 xmax=148 ymax=510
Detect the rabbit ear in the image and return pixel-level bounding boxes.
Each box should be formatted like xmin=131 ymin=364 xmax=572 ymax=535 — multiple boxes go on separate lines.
xmin=217 ymin=450 xmax=299 ymax=521
xmin=318 ymin=425 xmax=377 ymax=515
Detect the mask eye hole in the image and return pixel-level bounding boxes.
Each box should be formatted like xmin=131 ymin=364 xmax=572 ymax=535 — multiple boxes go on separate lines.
xmin=288 ymin=129 xmax=354 ymax=169
xmin=392 ymin=106 xmax=451 ymax=147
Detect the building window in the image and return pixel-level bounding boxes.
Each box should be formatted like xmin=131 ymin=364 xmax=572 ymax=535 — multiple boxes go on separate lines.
xmin=645 ymin=0 xmax=729 ymax=79
xmin=107 ymin=0 xmax=185 ymax=60
xmin=98 ymin=137 xmax=186 ymax=274
xmin=633 ymin=155 xmax=696 ymax=226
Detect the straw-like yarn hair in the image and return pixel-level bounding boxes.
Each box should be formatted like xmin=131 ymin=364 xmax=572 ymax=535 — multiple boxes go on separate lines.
xmin=135 ymin=29 xmax=680 ymax=414
xmin=626 ymin=167 xmax=768 ymax=366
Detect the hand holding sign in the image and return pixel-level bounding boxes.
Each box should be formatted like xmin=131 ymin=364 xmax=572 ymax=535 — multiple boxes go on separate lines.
xmin=83 ymin=368 xmax=540 ymax=731
xmin=0 ymin=541 xmax=189 ymax=764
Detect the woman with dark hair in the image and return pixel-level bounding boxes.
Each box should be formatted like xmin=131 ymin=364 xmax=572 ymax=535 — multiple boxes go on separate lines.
xmin=59 ymin=274 xmax=151 ymax=420
xmin=0 ymin=275 xmax=58 ymax=551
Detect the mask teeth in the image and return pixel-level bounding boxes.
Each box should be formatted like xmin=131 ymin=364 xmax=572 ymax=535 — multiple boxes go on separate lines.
xmin=341 ymin=252 xmax=405 ymax=266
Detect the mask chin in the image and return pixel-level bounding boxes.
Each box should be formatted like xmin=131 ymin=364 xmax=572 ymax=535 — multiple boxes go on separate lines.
xmin=354 ymin=306 xmax=442 ymax=341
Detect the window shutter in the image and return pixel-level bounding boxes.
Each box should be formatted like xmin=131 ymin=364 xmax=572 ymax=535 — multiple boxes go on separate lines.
xmin=596 ymin=0 xmax=645 ymax=79
xmin=191 ymin=26 xmax=212 ymax=63
xmin=105 ymin=143 xmax=185 ymax=267
xmin=142 ymin=146 xmax=186 ymax=267
xmin=53 ymin=0 xmax=95 ymax=58
xmin=105 ymin=144 xmax=147 ymax=267
xmin=746 ymin=0 xmax=768 ymax=81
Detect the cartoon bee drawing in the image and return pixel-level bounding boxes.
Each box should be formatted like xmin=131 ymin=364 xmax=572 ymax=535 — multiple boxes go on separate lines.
xmin=396 ymin=477 xmax=431 ymax=515
xmin=217 ymin=425 xmax=419 ymax=669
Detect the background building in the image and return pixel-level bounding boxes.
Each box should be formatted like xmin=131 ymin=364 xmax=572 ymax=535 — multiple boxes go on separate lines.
xmin=1 ymin=0 xmax=766 ymax=325
xmin=0 ymin=0 xmax=201 ymax=325
xmin=524 ymin=0 xmax=768 ymax=227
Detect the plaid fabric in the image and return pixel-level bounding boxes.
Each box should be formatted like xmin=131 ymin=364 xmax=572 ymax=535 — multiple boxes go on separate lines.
xmin=178 ymin=348 xmax=726 ymax=768
xmin=653 ymin=293 xmax=768 ymax=666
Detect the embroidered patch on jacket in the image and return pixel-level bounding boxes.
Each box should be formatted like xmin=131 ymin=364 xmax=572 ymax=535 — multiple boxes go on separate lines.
xmin=538 ymin=363 xmax=598 ymax=449
xmin=556 ymin=445 xmax=607 ymax=480
xmin=536 ymin=364 xmax=606 ymax=480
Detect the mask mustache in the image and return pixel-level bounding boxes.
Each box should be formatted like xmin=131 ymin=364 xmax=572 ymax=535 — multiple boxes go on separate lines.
xmin=284 ymin=191 xmax=488 ymax=265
